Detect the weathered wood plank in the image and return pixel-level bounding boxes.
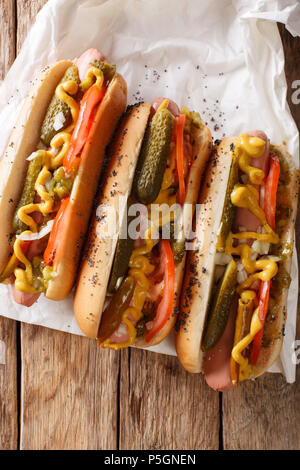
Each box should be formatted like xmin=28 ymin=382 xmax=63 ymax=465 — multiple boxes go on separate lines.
xmin=222 ymin=24 xmax=300 ymax=451
xmin=0 ymin=318 xmax=18 ymax=450
xmin=20 ymin=325 xmax=120 ymax=450
xmin=16 ymin=0 xmax=119 ymax=450
xmin=0 ymin=0 xmax=15 ymax=81
xmin=223 ymin=369 xmax=300 ymax=450
xmin=16 ymin=0 xmax=46 ymax=54
xmin=119 ymin=349 xmax=220 ymax=450
xmin=0 ymin=0 xmax=18 ymax=451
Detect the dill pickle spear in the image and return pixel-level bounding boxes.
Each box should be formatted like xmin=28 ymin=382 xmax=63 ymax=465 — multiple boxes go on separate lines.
xmin=133 ymin=107 xmax=174 ymax=204
xmin=202 ymin=259 xmax=237 ymax=351
xmin=98 ymin=276 xmax=135 ymax=342
xmin=169 ymin=220 xmax=185 ymax=264
xmin=107 ymin=198 xmax=135 ymax=293
xmin=91 ymin=60 xmax=116 ymax=82
xmin=13 ymin=153 xmax=44 ymax=234
xmin=40 ymin=65 xmax=80 ymax=146
xmin=216 ymin=153 xmax=239 ymax=251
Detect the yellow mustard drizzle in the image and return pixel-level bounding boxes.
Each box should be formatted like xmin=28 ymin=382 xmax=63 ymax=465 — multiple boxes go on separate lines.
xmin=102 ymin=99 xmax=188 ymax=349
xmin=231 ymin=305 xmax=262 ymax=381
xmin=225 ymin=182 xmax=279 ymax=294
xmin=227 ymin=133 xmax=280 ymax=375
xmin=80 ymin=66 xmax=104 ymax=92
xmin=231 ymin=290 xmax=256 ymax=385
xmin=230 ymin=184 xmax=279 ymax=244
xmin=7 ymin=67 xmax=101 ymax=293
xmin=226 ymin=237 xmax=278 ymax=293
xmin=102 ymin=125 xmax=178 ymax=349
xmin=102 ymin=232 xmax=155 ymax=350
xmin=102 ymin=205 xmax=176 ymax=350
xmin=235 ymin=133 xmax=265 ymax=185
xmin=226 ymin=135 xmax=279 ymax=289
xmin=14 ymin=235 xmax=37 ymax=293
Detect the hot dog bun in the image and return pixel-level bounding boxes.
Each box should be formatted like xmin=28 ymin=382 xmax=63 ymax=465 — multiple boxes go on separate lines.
xmin=74 ymin=105 xmax=212 ymax=346
xmin=0 ymin=57 xmax=127 ymax=302
xmin=46 ymin=72 xmax=127 ymax=300
xmin=0 ymin=61 xmax=72 ymax=274
xmin=176 ymin=137 xmax=299 ymax=379
xmin=74 ymin=102 xmax=152 ymax=337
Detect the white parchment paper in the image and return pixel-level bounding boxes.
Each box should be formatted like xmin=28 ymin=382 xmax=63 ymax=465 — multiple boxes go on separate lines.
xmin=0 ymin=0 xmax=299 ymax=381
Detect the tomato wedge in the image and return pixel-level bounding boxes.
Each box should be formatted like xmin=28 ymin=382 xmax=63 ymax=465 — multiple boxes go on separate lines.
xmin=250 ymin=155 xmax=280 ymax=364
xmin=175 ymin=114 xmax=186 ymax=206
xmin=43 ymin=197 xmax=71 ymax=266
xmin=64 ymin=84 xmax=106 ymax=174
xmin=145 ymin=240 xmax=175 ymax=342
xmin=264 ymin=155 xmax=280 ymax=230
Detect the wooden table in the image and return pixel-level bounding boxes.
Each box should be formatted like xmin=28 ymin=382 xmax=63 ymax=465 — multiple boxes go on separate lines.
xmin=0 ymin=1 xmax=299 ymax=451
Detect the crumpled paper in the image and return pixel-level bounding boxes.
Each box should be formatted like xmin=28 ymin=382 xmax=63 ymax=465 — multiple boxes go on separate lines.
xmin=0 ymin=0 xmax=299 ymax=381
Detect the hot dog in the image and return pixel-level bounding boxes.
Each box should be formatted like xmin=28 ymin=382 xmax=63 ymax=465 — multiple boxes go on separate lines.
xmin=0 ymin=49 xmax=127 ymax=305
xmin=74 ymin=98 xmax=212 ymax=348
xmin=176 ymin=132 xmax=299 ymax=389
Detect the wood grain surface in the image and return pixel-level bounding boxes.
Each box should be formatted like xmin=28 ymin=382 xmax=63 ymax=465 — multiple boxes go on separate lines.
xmin=119 ymin=349 xmax=219 ymax=450
xmin=20 ymin=325 xmax=120 ymax=450
xmin=0 ymin=1 xmax=299 ymax=450
xmin=0 ymin=0 xmax=15 ymax=81
xmin=0 ymin=0 xmax=18 ymax=451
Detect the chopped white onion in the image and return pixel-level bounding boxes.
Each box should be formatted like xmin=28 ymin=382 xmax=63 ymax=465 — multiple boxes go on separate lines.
xmin=27 ymin=145 xmax=57 ymax=162
xmin=16 ymin=219 xmax=54 ymax=241
xmin=237 ymin=226 xmax=247 ymax=243
xmin=215 ymin=252 xmax=232 ymax=266
xmin=252 ymin=239 xmax=270 ymax=255
xmin=237 ymin=263 xmax=248 ymax=284
xmin=26 ymin=151 xmax=40 ymax=161
xmin=45 ymin=176 xmax=52 ymax=192
xmin=53 ymin=111 xmax=66 ymax=131
xmin=236 ymin=261 xmax=245 ymax=272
